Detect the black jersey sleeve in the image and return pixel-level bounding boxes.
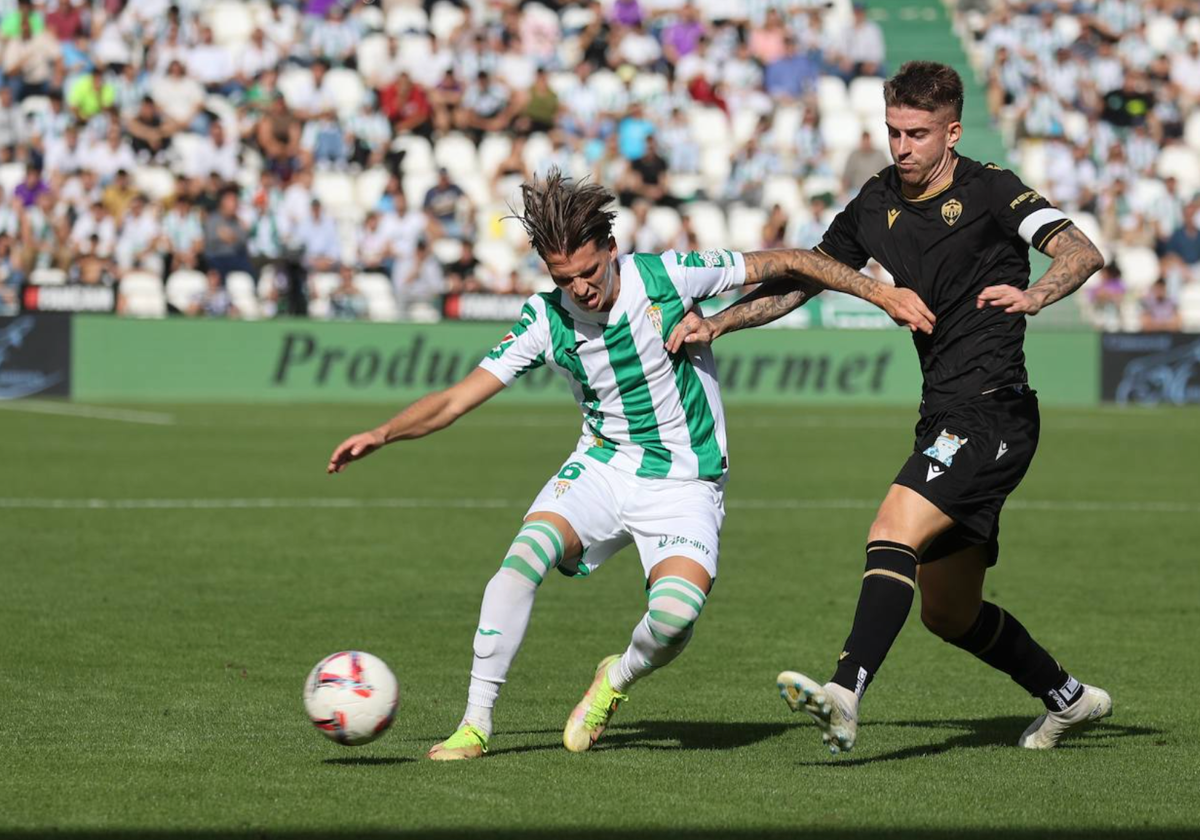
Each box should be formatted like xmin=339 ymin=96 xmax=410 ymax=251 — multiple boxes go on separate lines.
xmin=984 ymin=165 xmax=1073 ymax=254
xmin=815 ymin=197 xmax=870 ymax=270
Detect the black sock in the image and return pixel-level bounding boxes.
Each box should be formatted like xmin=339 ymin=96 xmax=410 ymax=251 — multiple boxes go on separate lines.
xmin=947 ymin=601 xmax=1084 ymax=712
xmin=830 ymin=541 xmax=917 ymax=699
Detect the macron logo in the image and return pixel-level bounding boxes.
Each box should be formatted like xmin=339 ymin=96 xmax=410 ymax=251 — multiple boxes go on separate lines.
xmin=996 ymin=441 xmax=1009 ymax=461
xmin=926 ymin=463 xmax=944 ymax=482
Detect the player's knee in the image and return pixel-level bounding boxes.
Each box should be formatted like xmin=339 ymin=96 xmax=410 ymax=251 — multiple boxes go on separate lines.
xmin=498 ymin=520 xmax=566 ymax=587
xmin=920 ymin=602 xmax=975 ymax=640
xmin=645 ymin=575 xmax=708 ymax=646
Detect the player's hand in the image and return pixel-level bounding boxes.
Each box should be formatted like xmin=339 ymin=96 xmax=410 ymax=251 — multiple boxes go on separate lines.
xmin=327 ymin=429 xmax=386 ymax=474
xmin=977 ymin=284 xmax=1042 ymax=315
xmin=665 ymin=307 xmax=717 ymax=353
xmin=878 ymin=287 xmax=936 ymax=334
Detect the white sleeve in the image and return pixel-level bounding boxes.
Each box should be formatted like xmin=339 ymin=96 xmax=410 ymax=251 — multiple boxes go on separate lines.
xmin=476 ymin=297 xmax=550 ymax=386
xmin=664 ymin=249 xmax=747 ymax=302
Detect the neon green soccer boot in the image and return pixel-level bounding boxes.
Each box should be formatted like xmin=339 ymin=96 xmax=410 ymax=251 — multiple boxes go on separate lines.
xmin=427 ymin=723 xmax=489 ymax=761
xmin=563 ymin=655 xmax=627 ymax=753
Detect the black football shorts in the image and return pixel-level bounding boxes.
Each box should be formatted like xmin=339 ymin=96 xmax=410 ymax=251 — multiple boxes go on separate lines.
xmin=893 ymin=385 xmax=1040 ymax=566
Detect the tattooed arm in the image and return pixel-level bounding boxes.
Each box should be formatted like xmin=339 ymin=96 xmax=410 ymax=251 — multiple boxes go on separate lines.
xmin=665 ymin=249 xmax=934 ymax=353
xmin=976 ymin=226 xmax=1104 ymax=314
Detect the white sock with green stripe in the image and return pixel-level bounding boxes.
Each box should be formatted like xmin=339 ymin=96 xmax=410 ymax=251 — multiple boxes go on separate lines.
xmin=608 ymin=575 xmax=708 ymax=692
xmin=461 ymin=520 xmax=566 ymax=737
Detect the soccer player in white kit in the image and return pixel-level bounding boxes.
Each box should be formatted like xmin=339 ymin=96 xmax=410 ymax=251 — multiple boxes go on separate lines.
xmin=327 ymin=171 xmax=934 ymax=759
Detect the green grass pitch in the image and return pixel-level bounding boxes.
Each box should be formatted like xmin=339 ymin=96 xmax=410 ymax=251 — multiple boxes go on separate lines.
xmin=3 ymin=400 xmax=1199 ymax=839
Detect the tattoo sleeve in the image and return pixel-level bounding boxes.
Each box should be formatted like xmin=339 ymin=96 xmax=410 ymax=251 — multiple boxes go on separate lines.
xmin=1027 ymin=226 xmax=1105 ymax=310
xmin=705 ymin=249 xmax=887 ymax=337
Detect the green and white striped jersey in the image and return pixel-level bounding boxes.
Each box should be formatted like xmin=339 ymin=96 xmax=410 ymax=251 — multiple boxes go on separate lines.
xmin=478 ymin=249 xmax=746 ymax=482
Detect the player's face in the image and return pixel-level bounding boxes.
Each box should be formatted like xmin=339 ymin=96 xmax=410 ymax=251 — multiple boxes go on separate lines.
xmin=885 ymin=105 xmax=962 ymax=189
xmin=544 ymin=238 xmax=620 ymax=312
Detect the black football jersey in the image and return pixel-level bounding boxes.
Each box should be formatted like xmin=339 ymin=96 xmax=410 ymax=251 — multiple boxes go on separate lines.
xmin=816 ymin=154 xmax=1072 ymax=416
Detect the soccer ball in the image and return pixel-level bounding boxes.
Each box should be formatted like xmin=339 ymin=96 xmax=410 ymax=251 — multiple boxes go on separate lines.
xmin=303 ymin=651 xmax=399 ymax=746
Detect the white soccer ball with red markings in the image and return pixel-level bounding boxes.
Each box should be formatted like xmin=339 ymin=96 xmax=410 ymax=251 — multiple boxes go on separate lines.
xmin=303 ymin=651 xmax=399 ymax=746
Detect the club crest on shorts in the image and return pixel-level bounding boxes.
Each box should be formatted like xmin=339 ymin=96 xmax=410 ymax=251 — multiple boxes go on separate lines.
xmin=923 ymin=429 xmax=969 ymax=467
xmin=646 ymin=303 xmax=663 ymax=336
xmin=941 ymin=199 xmax=963 ymax=226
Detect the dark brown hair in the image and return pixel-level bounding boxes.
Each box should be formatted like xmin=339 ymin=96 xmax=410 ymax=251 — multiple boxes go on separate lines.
xmin=510 ymin=168 xmax=617 ymax=258
xmin=883 ymin=61 xmax=964 ymax=120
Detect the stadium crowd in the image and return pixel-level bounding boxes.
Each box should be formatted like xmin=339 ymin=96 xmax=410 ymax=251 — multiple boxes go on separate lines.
xmin=953 ymin=0 xmax=1200 ymax=331
xmin=0 ymin=0 xmax=1195 ymax=331
xmin=0 ymin=0 xmax=893 ymax=320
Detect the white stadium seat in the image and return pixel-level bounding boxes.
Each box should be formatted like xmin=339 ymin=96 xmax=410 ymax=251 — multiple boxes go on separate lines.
xmin=1113 ymin=247 xmax=1160 ymax=295
xmin=816 ymin=76 xmax=849 ymax=114
xmin=324 ymin=68 xmax=366 ymax=119
xmin=848 ymin=76 xmax=885 ymax=119
xmin=699 ymin=146 xmax=732 ymax=193
xmin=121 ymin=271 xmax=167 ymax=318
xmin=134 ymin=167 xmax=177 ymax=201
xmin=385 ymin=4 xmax=429 ymax=35
xmin=1180 ymin=283 xmax=1200 ymax=331
xmin=0 ymin=162 xmax=24 ymax=193
xmin=521 ymin=132 xmax=554 ymax=174
xmin=356 ymin=34 xmax=391 ymax=85
xmin=278 ymin=67 xmax=315 ymax=111
xmin=646 ymin=206 xmax=682 ymax=244
xmin=612 ymin=206 xmax=636 ymax=253
xmin=429 ymin=1 xmax=466 ymax=41
xmin=394 ymin=134 xmax=434 ymax=176
xmin=475 ymin=239 xmax=517 ymax=276
xmin=433 ymin=132 xmax=480 ymax=179
xmin=225 ymin=271 xmax=261 ymax=319
xmin=728 ymin=204 xmax=768 ymax=252
xmin=478 ymin=135 xmax=513 ymax=178
xmin=354 ymin=272 xmax=400 ymax=321
xmin=688 ymin=106 xmax=730 ymax=150
xmin=313 ymin=171 xmax=356 ymax=213
xmin=308 ymin=271 xmax=341 ymax=301
xmin=682 ymin=202 xmax=727 ymax=250
xmin=355 ymin=168 xmax=391 ymax=213
xmin=1156 ymin=145 xmax=1200 ymax=195
xmin=819 ymin=112 xmax=862 ymax=151
xmin=1185 ymin=112 xmax=1200 ymax=154
xmin=164 ymin=269 xmax=206 ymax=312
xmin=208 ymin=1 xmax=254 ymax=46
xmin=430 ymin=238 xmax=463 ymax=264
xmin=762 ymin=175 xmax=804 ymax=216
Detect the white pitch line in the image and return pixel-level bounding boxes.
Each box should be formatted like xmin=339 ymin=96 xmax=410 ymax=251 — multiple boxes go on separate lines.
xmin=0 ymin=400 xmax=175 ymax=426
xmin=0 ymin=497 xmax=1197 ymax=514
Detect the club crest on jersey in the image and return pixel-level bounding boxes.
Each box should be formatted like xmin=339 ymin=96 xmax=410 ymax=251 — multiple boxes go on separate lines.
xmin=941 ymin=199 xmax=963 ymax=226
xmin=553 ymin=480 xmax=572 ymax=498
xmin=646 ymin=303 xmax=664 ymax=335
xmin=923 ymin=430 xmax=968 ymax=467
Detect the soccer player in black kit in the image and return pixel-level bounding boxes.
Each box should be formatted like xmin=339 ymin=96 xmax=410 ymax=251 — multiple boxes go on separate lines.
xmin=667 ymin=62 xmax=1110 ymax=753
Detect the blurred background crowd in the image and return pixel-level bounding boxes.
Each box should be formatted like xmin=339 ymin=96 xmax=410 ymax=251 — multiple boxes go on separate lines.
xmin=0 ymin=0 xmax=1196 ymax=331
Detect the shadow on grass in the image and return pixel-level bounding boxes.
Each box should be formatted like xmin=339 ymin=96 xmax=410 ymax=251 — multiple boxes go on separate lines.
xmin=322 ymin=756 xmax=416 ymax=767
xmin=487 ymin=719 xmax=791 ymax=757
xmin=795 ymin=716 xmax=1162 ymax=768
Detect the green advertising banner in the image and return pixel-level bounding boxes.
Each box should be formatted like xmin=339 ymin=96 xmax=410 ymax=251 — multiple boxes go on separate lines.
xmin=71 ymin=315 xmax=1098 ymax=406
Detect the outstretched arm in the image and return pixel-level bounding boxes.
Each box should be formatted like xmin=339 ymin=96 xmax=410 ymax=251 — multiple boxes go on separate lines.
xmin=666 ymin=249 xmax=935 ymax=352
xmin=977 ymin=226 xmax=1104 ymax=314
xmin=327 ymin=368 xmax=506 ymax=473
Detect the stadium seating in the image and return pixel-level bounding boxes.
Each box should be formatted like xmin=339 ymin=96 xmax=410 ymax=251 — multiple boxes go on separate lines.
xmin=120 ymin=272 xmax=168 ymax=318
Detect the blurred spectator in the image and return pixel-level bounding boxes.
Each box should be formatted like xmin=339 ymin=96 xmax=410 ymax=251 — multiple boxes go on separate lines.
xmin=0 ymin=234 xmax=21 ymax=315
xmin=513 ymin=69 xmax=559 ymax=136
xmin=100 ymin=169 xmax=137 ymax=219
xmin=392 ymin=237 xmax=444 ymax=312
xmin=294 ymin=198 xmax=341 ymax=275
xmin=1159 ymin=208 xmax=1200 ymax=267
xmin=162 ymin=194 xmax=203 ymax=272
xmin=300 ymin=108 xmax=349 ymax=169
xmin=444 ymin=240 xmax=482 ymax=294
xmin=380 ymin=72 xmax=433 ymax=139
xmin=329 ymin=267 xmax=368 ymax=321
xmin=66 ymin=68 xmax=114 ymax=122
xmin=125 ymin=97 xmax=175 ymax=160
xmin=724 ymin=136 xmax=778 ymax=206
xmin=617 ymin=101 xmax=654 ymax=161
xmin=1140 ymin=279 xmax=1182 ymax=333
xmin=619 ymin=133 xmax=672 ymax=207
xmin=762 ymin=204 xmax=788 ymax=249
xmin=150 ymin=60 xmax=204 ymax=132
xmin=843 ymin=131 xmax=890 ymax=195
xmin=256 ymin=96 xmax=303 ymax=177
xmin=14 ymin=166 xmax=48 ymax=208
xmin=1087 ymin=264 xmax=1127 ymax=332
xmin=3 ymin=14 xmax=59 ymax=100
xmin=115 ymin=193 xmax=163 ymax=275
xmin=204 ymin=189 xmax=254 ymax=281
xmin=423 ymin=168 xmax=468 ymax=240
xmin=763 ymin=34 xmax=818 ymax=101
xmin=458 ymin=70 xmax=513 ymax=144
xmin=69 ymin=202 xmax=115 ymax=259
xmin=829 ymin=3 xmax=885 ymax=81
xmin=188 ymin=269 xmax=238 ymax=318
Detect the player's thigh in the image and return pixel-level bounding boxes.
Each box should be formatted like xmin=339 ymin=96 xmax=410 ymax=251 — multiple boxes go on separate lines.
xmin=627 ymin=478 xmax=723 ymax=584
xmin=525 ymin=456 xmax=630 ymax=575
xmin=868 ymin=483 xmax=957 ymax=552
xmin=916 ymin=544 xmax=990 ymax=639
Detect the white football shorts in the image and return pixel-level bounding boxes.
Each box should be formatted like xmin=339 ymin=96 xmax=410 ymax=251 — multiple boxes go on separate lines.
xmin=525 ymin=454 xmax=724 ymax=581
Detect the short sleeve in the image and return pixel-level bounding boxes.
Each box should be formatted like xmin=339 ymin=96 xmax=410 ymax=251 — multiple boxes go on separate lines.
xmin=665 ymin=248 xmax=747 ymax=301
xmin=477 ymin=298 xmax=549 ymax=386
xmin=985 ymin=165 xmax=1073 ymax=254
xmin=816 ymin=199 xmax=870 ymax=270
